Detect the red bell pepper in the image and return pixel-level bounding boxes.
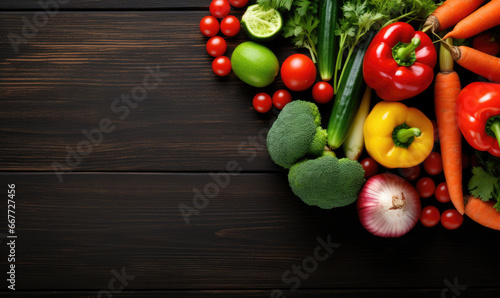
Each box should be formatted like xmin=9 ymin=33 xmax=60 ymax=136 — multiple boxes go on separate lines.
xmin=363 ymin=22 xmax=437 ymax=101
xmin=457 ymin=82 xmax=500 ymax=157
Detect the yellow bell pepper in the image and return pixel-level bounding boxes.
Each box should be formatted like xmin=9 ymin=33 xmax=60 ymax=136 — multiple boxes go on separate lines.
xmin=364 ymin=101 xmax=434 ymax=168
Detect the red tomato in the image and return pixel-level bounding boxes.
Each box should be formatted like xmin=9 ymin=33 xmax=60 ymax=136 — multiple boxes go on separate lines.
xmin=280 ymin=54 xmax=316 ymax=91
xmin=441 ymin=209 xmax=463 ymax=230
xmin=312 ymin=82 xmax=334 ymax=104
xmin=399 ymin=165 xmax=421 ymax=181
xmin=210 ymin=0 xmax=231 ymax=19
xmin=472 ymin=32 xmax=500 ymax=56
xmin=228 ymin=0 xmax=249 ymax=7
xmin=435 ymin=182 xmax=451 ymax=203
xmin=253 ymin=92 xmax=273 ymax=113
xmin=420 ymin=206 xmax=440 ymax=227
xmin=272 ymin=90 xmax=292 ymax=110
xmin=360 ymin=157 xmax=378 ymax=179
xmin=212 ymin=56 xmax=231 ymax=76
xmin=423 ymin=152 xmax=443 ymax=175
xmin=206 ymin=36 xmax=227 ymax=57
xmin=200 ymin=16 xmax=219 ymax=37
xmin=416 ymin=177 xmax=435 ymax=198
xmin=220 ymin=15 xmax=240 ymax=37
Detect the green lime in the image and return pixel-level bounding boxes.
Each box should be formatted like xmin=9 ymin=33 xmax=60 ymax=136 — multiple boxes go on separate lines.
xmin=241 ymin=4 xmax=282 ymax=42
xmin=231 ymin=41 xmax=279 ymax=88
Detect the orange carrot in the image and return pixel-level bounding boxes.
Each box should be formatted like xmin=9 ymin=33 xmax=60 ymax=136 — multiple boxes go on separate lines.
xmin=424 ymin=0 xmax=486 ymax=32
xmin=446 ymin=44 xmax=500 ymax=83
xmin=435 ymin=38 xmax=464 ymax=214
xmin=444 ymin=0 xmax=500 ymax=39
xmin=465 ymin=197 xmax=500 ymax=230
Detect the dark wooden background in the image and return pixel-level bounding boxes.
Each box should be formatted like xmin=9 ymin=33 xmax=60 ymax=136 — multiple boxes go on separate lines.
xmin=1 ymin=1 xmax=499 ymax=297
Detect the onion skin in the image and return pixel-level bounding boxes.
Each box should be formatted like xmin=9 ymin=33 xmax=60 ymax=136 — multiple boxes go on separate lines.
xmin=357 ymin=173 xmax=421 ymax=238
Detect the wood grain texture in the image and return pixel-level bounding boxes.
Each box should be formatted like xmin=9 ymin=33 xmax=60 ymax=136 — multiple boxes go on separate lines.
xmin=0 ymin=173 xmax=498 ymax=291
xmin=0 ymin=11 xmax=467 ymax=173
xmin=0 ymin=0 xmax=208 ymax=10
xmin=0 ymin=12 xmax=292 ymax=172
xmin=3 ymin=289 xmax=500 ymax=297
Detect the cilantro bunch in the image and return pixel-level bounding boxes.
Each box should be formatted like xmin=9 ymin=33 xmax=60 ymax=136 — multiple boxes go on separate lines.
xmin=469 ymin=153 xmax=500 ymax=212
xmin=258 ymin=0 xmax=320 ymax=62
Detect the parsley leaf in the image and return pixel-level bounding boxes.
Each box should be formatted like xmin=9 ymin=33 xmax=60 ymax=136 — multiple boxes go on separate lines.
xmin=469 ymin=167 xmax=499 ymax=202
xmin=468 ymin=152 xmax=500 ymax=212
xmin=258 ymin=0 xmax=320 ymax=62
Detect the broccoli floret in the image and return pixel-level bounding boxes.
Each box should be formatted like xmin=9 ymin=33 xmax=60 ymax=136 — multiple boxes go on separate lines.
xmin=288 ymin=155 xmax=365 ymax=209
xmin=266 ymin=100 xmax=327 ymax=168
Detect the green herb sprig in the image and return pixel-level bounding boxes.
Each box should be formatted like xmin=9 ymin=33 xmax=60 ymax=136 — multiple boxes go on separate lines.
xmin=258 ymin=0 xmax=320 ymax=62
xmin=469 ymin=152 xmax=500 ymax=212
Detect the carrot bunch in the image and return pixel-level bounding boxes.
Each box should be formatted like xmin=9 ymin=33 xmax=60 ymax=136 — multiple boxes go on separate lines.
xmin=434 ymin=38 xmax=465 ymax=215
xmin=426 ymin=0 xmax=500 ymax=230
xmin=425 ymin=0 xmax=500 ymax=84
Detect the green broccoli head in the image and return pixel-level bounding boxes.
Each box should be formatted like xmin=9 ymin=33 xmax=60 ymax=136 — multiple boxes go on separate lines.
xmin=288 ymin=155 xmax=365 ymax=209
xmin=266 ymin=100 xmax=327 ymax=168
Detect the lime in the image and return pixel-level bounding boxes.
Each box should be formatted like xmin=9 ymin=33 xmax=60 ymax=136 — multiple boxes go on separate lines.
xmin=231 ymin=41 xmax=279 ymax=88
xmin=241 ymin=4 xmax=282 ymax=42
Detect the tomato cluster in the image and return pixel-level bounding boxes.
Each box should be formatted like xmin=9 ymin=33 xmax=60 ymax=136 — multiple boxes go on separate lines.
xmin=409 ymin=151 xmax=463 ymax=230
xmin=200 ymin=0 xmax=246 ymax=77
xmin=358 ymin=147 xmax=466 ymax=230
xmin=201 ymin=1 xmax=338 ymax=114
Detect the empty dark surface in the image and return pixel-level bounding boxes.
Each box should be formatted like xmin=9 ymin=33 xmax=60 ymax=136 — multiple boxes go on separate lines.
xmin=0 ymin=1 xmax=498 ymax=297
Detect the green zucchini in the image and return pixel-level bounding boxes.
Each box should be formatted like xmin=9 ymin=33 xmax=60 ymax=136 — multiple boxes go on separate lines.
xmin=327 ymin=32 xmax=374 ymax=149
xmin=317 ymin=0 xmax=339 ymax=81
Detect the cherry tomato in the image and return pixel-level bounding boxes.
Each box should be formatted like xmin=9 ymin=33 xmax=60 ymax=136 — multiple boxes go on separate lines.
xmin=420 ymin=206 xmax=440 ymax=227
xmin=423 ymin=152 xmax=443 ymax=175
xmin=200 ymin=16 xmax=219 ymax=37
xmin=253 ymin=92 xmax=273 ymax=113
xmin=272 ymin=89 xmax=292 ymax=110
xmin=212 ymin=56 xmax=231 ymax=76
xmin=416 ymin=177 xmax=435 ymax=198
xmin=280 ymin=54 xmax=316 ymax=91
xmin=435 ymin=182 xmax=451 ymax=203
xmin=312 ymin=82 xmax=334 ymax=104
xmin=360 ymin=157 xmax=378 ymax=179
xmin=441 ymin=209 xmax=463 ymax=230
xmin=399 ymin=165 xmax=421 ymax=181
xmin=220 ymin=15 xmax=240 ymax=37
xmin=206 ymin=36 xmax=227 ymax=57
xmin=228 ymin=0 xmax=249 ymax=7
xmin=210 ymin=0 xmax=231 ymax=19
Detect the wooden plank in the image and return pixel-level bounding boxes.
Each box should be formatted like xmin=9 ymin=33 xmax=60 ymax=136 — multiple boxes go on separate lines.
xmin=0 ymin=1 xmax=208 ymax=10
xmin=0 ymin=12 xmax=290 ymax=172
xmin=0 ymin=11 xmax=476 ymax=173
xmin=0 ymin=173 xmax=498 ymax=290
xmin=3 ymin=289 xmax=500 ymax=297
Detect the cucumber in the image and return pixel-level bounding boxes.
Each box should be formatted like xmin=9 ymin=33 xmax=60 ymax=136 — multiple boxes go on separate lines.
xmin=327 ymin=32 xmax=374 ymax=149
xmin=317 ymin=0 xmax=339 ymax=81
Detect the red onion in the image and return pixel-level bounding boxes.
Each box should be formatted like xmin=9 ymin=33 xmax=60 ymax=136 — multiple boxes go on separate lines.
xmin=357 ymin=173 xmax=421 ymax=238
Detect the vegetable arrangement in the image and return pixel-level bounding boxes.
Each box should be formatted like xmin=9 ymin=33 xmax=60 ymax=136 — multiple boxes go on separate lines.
xmin=199 ymin=0 xmax=500 ymax=237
